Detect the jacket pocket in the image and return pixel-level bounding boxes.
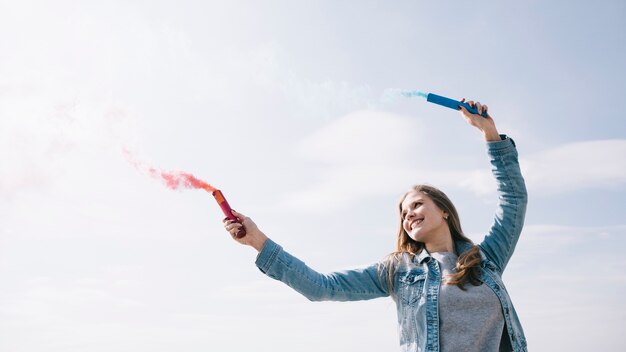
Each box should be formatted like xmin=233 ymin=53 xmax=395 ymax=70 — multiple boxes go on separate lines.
xmin=397 ymin=271 xmax=426 ymax=306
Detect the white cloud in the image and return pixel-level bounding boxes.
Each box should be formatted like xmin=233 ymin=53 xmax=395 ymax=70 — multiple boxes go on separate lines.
xmin=515 ymin=223 xmax=626 ymax=256
xmin=523 ymin=139 xmax=626 ymax=193
xmin=282 ymin=120 xmax=626 ymax=213
xmin=456 ymin=139 xmax=626 ymax=196
xmin=465 ymin=224 xmax=626 ymax=264
xmin=280 ymin=110 xmax=427 ymax=211
xmin=279 ymin=132 xmax=626 ymax=212
xmin=296 ymin=110 xmax=422 ymax=164
xmin=456 ymin=168 xmax=497 ymax=196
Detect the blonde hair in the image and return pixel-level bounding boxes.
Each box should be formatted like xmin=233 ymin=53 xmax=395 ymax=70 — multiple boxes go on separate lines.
xmin=384 ymin=185 xmax=482 ymax=292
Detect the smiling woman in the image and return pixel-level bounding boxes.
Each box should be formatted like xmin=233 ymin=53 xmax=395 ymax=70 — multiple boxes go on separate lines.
xmin=395 ymin=184 xmax=483 ymax=290
xmin=223 ymin=100 xmax=529 ymax=352
xmin=400 ymin=187 xmax=453 ymax=249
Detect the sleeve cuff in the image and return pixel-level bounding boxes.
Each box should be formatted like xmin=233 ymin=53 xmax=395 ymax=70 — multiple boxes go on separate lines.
xmin=487 ymin=134 xmax=517 ymax=155
xmin=255 ymin=239 xmax=282 ymax=274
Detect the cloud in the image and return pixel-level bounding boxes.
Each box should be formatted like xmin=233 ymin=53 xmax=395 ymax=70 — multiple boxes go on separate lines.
xmin=523 ymin=139 xmax=626 ymax=193
xmin=281 ymin=137 xmax=626 ymax=212
xmin=456 ymin=139 xmax=626 ymax=196
xmin=296 ymin=110 xmax=422 ymax=164
xmin=464 ymin=223 xmax=626 ymax=264
xmin=279 ymin=110 xmax=427 ymax=212
xmin=517 ymin=223 xmax=625 ymax=252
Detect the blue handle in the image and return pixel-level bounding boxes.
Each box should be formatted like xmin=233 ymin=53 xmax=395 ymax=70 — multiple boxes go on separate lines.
xmin=426 ymin=93 xmax=488 ymax=117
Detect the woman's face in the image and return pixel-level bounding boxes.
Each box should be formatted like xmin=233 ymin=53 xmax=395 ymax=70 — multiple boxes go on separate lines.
xmin=400 ymin=191 xmax=449 ymax=244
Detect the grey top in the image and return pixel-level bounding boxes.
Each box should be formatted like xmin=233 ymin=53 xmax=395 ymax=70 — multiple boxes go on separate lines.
xmin=431 ymin=251 xmax=505 ymax=352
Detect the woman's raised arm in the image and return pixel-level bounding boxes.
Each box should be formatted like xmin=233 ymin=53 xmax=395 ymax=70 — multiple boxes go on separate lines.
xmin=459 ymin=101 xmax=528 ymax=273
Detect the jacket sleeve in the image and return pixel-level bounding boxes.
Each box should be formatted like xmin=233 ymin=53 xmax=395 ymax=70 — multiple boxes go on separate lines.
xmin=255 ymin=239 xmax=390 ymax=301
xmin=478 ymin=135 xmax=528 ymax=274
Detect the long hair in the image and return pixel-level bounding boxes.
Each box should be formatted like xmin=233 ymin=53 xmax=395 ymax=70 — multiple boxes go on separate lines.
xmin=384 ymin=185 xmax=482 ymax=292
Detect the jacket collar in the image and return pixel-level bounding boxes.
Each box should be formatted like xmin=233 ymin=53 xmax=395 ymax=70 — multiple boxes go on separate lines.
xmin=415 ymin=248 xmax=431 ymax=264
xmin=413 ymin=240 xmax=476 ymax=264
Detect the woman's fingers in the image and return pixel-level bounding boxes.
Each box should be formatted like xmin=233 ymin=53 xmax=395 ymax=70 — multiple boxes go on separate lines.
xmin=474 ymin=102 xmax=488 ymax=116
xmin=224 ymin=210 xmax=259 ymax=241
xmin=459 ymin=105 xmax=475 ymax=121
xmin=224 ymin=221 xmax=239 ymax=230
xmin=459 ymin=99 xmax=499 ymax=140
xmin=460 ymin=99 xmax=489 ymax=117
xmin=223 ymin=211 xmax=249 ymax=239
xmin=475 ymin=102 xmax=483 ymax=115
xmin=224 ymin=222 xmax=243 ymax=237
xmin=223 ymin=219 xmax=241 ymax=230
xmin=230 ymin=210 xmax=247 ymax=224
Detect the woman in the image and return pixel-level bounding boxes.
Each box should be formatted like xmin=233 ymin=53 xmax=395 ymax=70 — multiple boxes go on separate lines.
xmin=223 ymin=100 xmax=528 ymax=352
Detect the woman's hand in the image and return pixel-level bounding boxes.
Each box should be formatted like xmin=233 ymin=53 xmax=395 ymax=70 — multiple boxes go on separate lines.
xmin=459 ymin=99 xmax=501 ymax=142
xmin=223 ymin=210 xmax=268 ymax=252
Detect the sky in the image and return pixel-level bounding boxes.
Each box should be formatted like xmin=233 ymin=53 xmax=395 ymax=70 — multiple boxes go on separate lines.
xmin=1 ymin=0 xmax=625 ymax=351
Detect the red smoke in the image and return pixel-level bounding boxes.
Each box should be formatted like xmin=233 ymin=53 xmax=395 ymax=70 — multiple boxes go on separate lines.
xmin=123 ymin=148 xmax=216 ymax=192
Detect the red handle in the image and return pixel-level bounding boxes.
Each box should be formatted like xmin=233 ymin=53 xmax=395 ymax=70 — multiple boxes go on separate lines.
xmin=212 ymin=190 xmax=246 ymax=238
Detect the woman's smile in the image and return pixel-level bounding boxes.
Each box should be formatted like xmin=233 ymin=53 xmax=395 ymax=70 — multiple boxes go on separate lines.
xmin=409 ymin=218 xmax=424 ymax=229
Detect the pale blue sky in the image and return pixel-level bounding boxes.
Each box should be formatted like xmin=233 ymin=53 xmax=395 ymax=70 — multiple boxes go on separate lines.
xmin=1 ymin=1 xmax=625 ymax=351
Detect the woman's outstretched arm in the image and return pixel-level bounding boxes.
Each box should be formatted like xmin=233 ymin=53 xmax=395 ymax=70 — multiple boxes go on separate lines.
xmin=224 ymin=210 xmax=390 ymax=301
xmin=459 ymin=101 xmax=528 ymax=274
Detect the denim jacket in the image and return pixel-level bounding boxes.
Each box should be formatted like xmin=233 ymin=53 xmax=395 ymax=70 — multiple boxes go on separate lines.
xmin=256 ymin=136 xmax=528 ymax=352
